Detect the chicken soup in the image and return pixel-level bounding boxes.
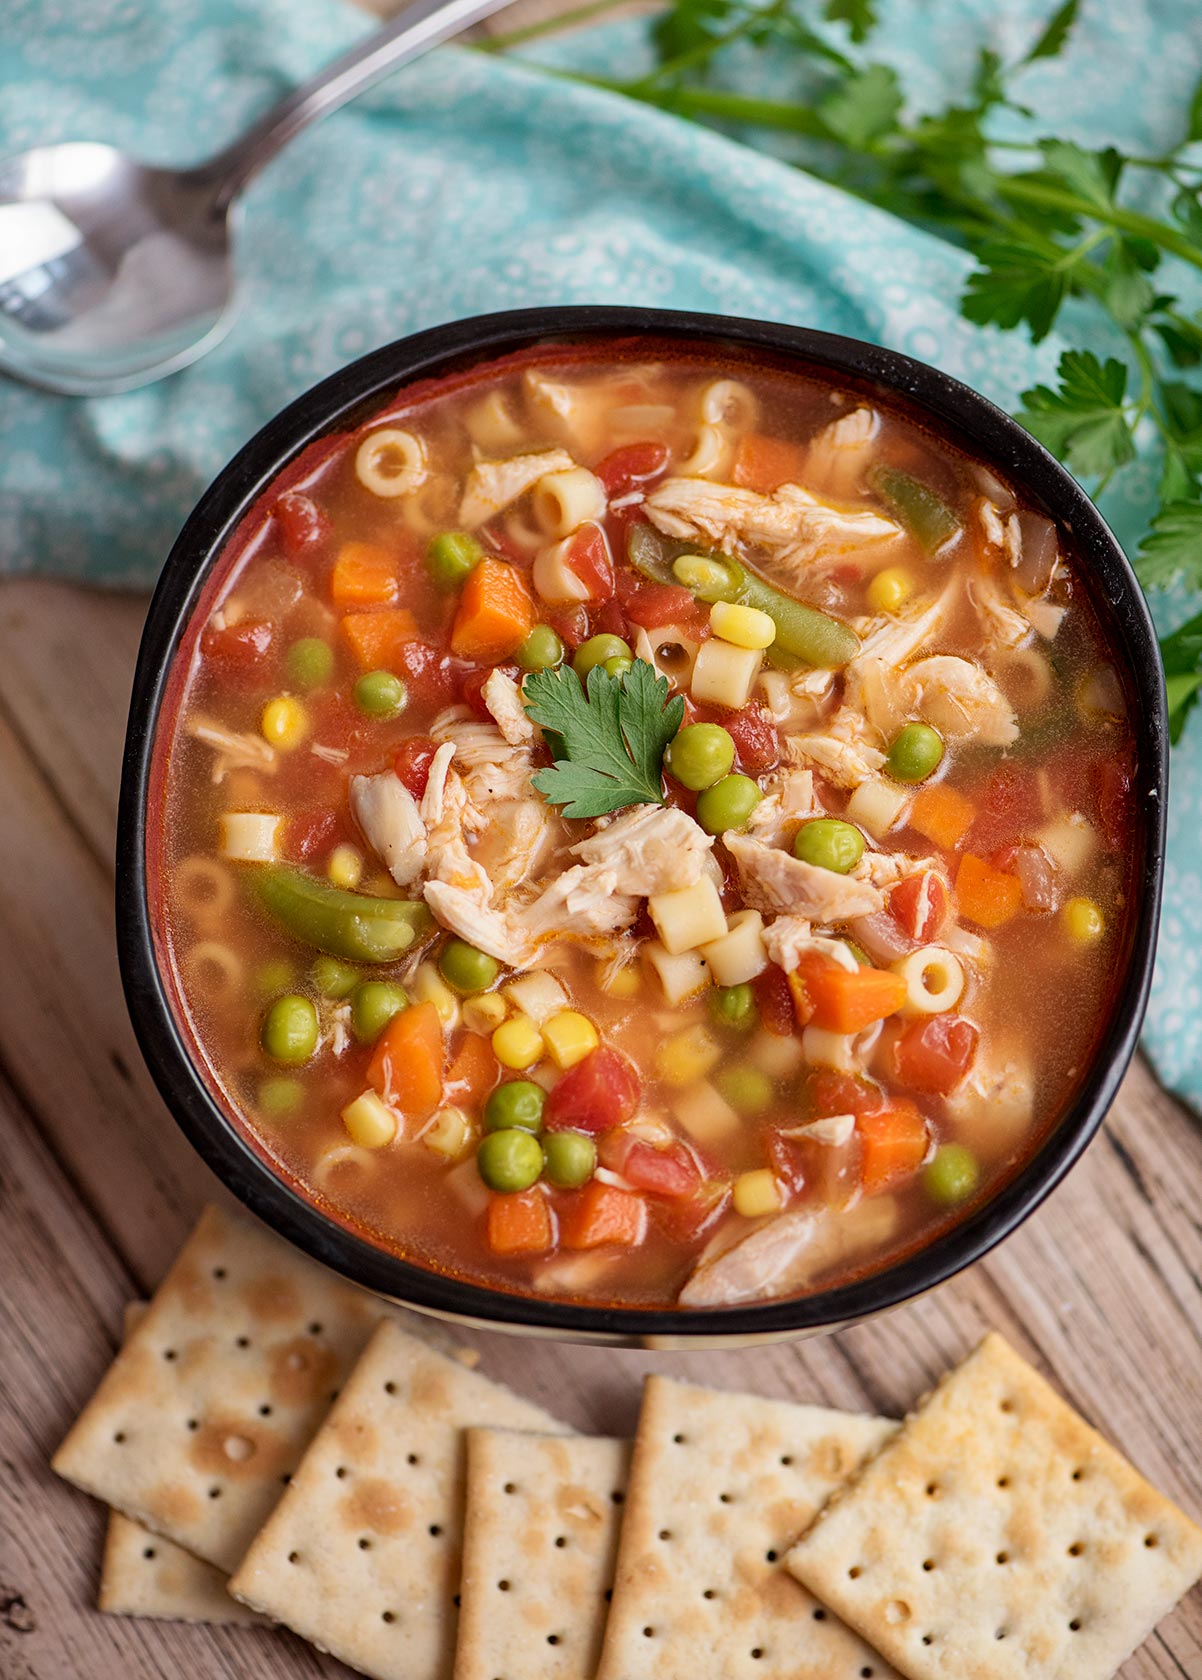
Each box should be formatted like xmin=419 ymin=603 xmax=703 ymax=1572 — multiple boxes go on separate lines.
xmin=155 ymin=342 xmax=1137 ymax=1309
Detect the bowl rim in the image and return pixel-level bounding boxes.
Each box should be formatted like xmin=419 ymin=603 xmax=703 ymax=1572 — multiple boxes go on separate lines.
xmin=116 ymin=304 xmax=1168 ymax=1343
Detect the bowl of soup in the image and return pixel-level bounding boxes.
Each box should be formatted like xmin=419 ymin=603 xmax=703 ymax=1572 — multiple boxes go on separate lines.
xmin=117 ymin=307 xmax=1165 ymax=1344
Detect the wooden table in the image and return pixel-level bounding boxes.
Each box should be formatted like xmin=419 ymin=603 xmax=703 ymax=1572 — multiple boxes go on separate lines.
xmin=3 ymin=16 xmax=1202 ymax=1680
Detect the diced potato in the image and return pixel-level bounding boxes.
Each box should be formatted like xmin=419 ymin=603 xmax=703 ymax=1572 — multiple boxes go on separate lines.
xmin=444 ymin=1155 xmax=491 ymax=1217
xmin=542 ymin=1010 xmax=600 ymax=1070
xmin=700 ymin=909 xmax=768 ymax=987
xmin=674 ymin=1081 xmax=742 ymax=1145
xmin=644 ymin=941 xmax=711 ymax=1006
xmin=1038 ymin=810 xmax=1098 ymax=877
xmin=845 ymin=777 xmax=911 ymax=841
xmin=423 ymin=1105 xmax=475 ymax=1160
xmin=648 ymin=876 xmax=728 ymax=955
xmin=503 ymin=971 xmax=569 ymax=1025
xmin=341 ymin=1089 xmax=398 ymax=1149
xmin=690 ymin=638 xmax=763 ymax=709
xmin=657 ymin=1024 xmax=722 ymax=1085
xmin=218 ymin=812 xmax=281 ymax=864
xmin=733 ymin=1169 xmax=783 ymax=1218
xmin=749 ymin=1030 xmax=805 ymax=1078
xmin=462 ymin=992 xmax=508 ymax=1034
xmin=801 ymin=1024 xmax=859 ymax=1071
xmin=409 ymin=961 xmax=460 ymax=1029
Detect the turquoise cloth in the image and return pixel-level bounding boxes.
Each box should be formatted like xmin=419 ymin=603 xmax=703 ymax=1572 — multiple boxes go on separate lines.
xmin=3 ymin=0 xmax=1202 ymax=1101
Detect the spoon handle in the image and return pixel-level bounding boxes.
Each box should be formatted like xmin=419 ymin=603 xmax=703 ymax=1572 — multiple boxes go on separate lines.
xmin=194 ymin=0 xmax=519 ymax=209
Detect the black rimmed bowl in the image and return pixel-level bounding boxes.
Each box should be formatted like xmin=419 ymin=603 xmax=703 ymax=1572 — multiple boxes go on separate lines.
xmin=117 ymin=306 xmax=1167 ymax=1348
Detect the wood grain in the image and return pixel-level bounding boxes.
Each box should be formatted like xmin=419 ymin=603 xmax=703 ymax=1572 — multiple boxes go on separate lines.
xmin=2 ymin=6 xmax=1201 ymax=1675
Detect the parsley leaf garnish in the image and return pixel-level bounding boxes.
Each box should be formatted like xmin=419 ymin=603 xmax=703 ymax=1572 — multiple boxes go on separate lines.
xmin=522 ymin=660 xmax=685 ymax=820
xmin=1137 ymin=502 xmax=1202 ymax=592
xmin=823 ymin=0 xmax=877 ymax=47
xmin=1015 ymin=351 xmax=1135 ymax=479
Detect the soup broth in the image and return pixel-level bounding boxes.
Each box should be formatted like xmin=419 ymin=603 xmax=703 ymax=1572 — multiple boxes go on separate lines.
xmin=156 ymin=341 xmax=1137 ymax=1309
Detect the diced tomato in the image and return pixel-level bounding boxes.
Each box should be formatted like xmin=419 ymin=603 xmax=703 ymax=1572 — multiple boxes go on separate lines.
xmin=623 ymin=581 xmax=706 ymax=631
xmin=478 ymin=524 xmax=528 ymax=566
xmin=394 ymin=735 xmax=440 ymax=799
xmin=287 ymin=808 xmax=343 ymax=862
xmin=724 ymin=703 xmax=780 ymax=775
xmin=967 ymin=764 xmax=1045 ymax=852
xmin=200 ymin=617 xmax=275 ymax=669
xmin=892 ymin=1015 xmax=979 ymax=1097
xmin=888 ymin=871 xmax=950 ymax=944
xmin=275 ymin=490 xmax=331 ymax=558
xmin=732 ymin=433 xmax=807 ymax=494
xmin=564 ymin=524 xmax=615 ymax=602
xmin=993 ymin=843 xmax=1055 ymax=913
xmin=548 ymin=604 xmax=590 ymax=650
xmin=544 ymin=1047 xmax=640 ymax=1135
xmin=591 ymin=597 xmax=630 ymax=639
xmin=1093 ymin=752 xmax=1134 ymax=850
xmin=767 ymin=1130 xmax=808 ymax=1198
xmin=653 ymin=1180 xmax=730 ymax=1242
xmin=752 ymin=965 xmax=795 ymax=1036
xmin=809 ymin=1069 xmax=887 ymax=1118
xmin=769 ymin=1123 xmax=862 ymax=1209
xmin=390 ymin=639 xmax=461 ymax=708
xmin=594 ymin=442 xmax=668 ymax=498
xmin=616 ymin=1139 xmax=701 ymax=1199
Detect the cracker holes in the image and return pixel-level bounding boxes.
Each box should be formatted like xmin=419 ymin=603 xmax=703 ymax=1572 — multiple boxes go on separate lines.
xmin=555 ymin=1536 xmax=568 ymax=1549
xmin=812 ymin=1608 xmax=827 ymax=1623
xmin=611 ymin=1491 xmax=625 ymax=1505
xmin=142 ymin=1547 xmax=156 ymax=1561
xmin=381 ymin=1611 xmax=396 ymax=1625
xmin=280 ymin=1473 xmax=291 ymax=1486
xmin=922 ymin=1559 xmax=935 ymax=1572
xmin=996 ymin=1629 xmax=1008 ymax=1641
xmin=384 ymin=1382 xmax=398 ymax=1396
xmin=780 ymin=1454 xmax=794 ymax=1467
xmin=1067 ymin=1542 xmax=1084 ymax=1557
xmin=847 ymin=1566 xmax=862 ymax=1580
xmin=429 ymin=1525 xmax=443 ymax=1539
xmin=672 ymin=1433 xmax=686 ymax=1444
xmin=358 ymin=1538 xmax=372 ymax=1552
xmin=207 ymin=1487 xmax=222 ymax=1500
xmin=453 ymin=1594 xmax=461 ymax=1609
xmin=718 ymin=1492 xmax=734 ymax=1505
xmin=186 ymin=1419 xmax=199 ymax=1433
xmin=288 ymin=1551 xmax=301 ymax=1565
xmin=503 ymin=1482 xmax=517 ymax=1495
xmin=702 ymin=1589 xmax=717 ymax=1601
xmin=642 ymin=1627 xmax=655 ymax=1639
xmin=113 ymin=1432 xmax=126 ymax=1445
xmin=335 ymin=1466 xmax=348 ymax=1480
xmin=996 ymin=1476 xmax=1011 ymax=1490
xmin=163 ymin=1348 xmax=178 ymax=1363
xmin=765 ymin=1550 xmax=778 ymax=1564
xmin=925 ymin=1482 xmax=940 ymax=1498
xmin=408 ymin=1453 xmax=420 ymax=1466
xmin=497 ymin=1580 xmax=511 ymax=1593
xmin=860 ymin=1670 xmax=874 ymax=1678
xmin=1145 ymin=1534 xmax=1160 ymax=1549
xmin=604 ymin=1589 xmax=613 ymax=1603
xmin=1071 ymin=1468 xmax=1084 ymax=1482
xmin=1069 ymin=1619 xmax=1083 ymax=1633
xmin=658 ymin=1530 xmax=672 ymax=1542
xmin=212 ymin=1267 xmax=227 ymax=1280
xmin=308 ymin=1322 xmax=324 ymax=1336
xmin=999 ymin=1398 xmax=1015 ymax=1414
xmin=921 ymin=1635 xmax=935 ymax=1647
xmin=996 ymin=1551 xmax=1010 ymax=1566
xmin=235 ymin=1336 xmax=250 ymax=1350
xmin=546 ymin=1635 xmax=560 ymax=1646
xmin=750 ymin=1649 xmax=764 ymax=1661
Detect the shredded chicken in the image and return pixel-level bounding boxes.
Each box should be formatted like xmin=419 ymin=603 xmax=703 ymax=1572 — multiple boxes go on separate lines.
xmin=571 ymin=805 xmax=712 ymax=896
xmin=350 ymin=772 xmax=427 ymax=888
xmin=745 ymin=767 xmax=822 ymax=846
xmin=760 ymin=914 xmax=813 ymax=972
xmin=804 ymin=406 xmax=880 ymax=500
xmin=188 ymin=713 xmax=277 ymax=783
xmin=642 ymin=476 xmax=901 ymax=574
xmin=904 ymin=655 xmax=1019 ymax=747
xmin=430 ymin=707 xmax=536 ymax=804
xmin=482 ymin=669 xmax=534 ymax=746
xmin=520 ymin=867 xmax=638 ymax=942
xmin=945 ymin=1045 xmax=1035 ymax=1144
xmin=725 ymin=834 xmax=883 ymax=920
xmin=784 ymin=707 xmax=886 ymax=789
xmin=472 ymin=799 xmax=555 ymax=896
xmin=458 ymin=448 xmax=573 ymax=528
xmin=680 ymin=1197 xmax=903 ymax=1306
xmin=422 ymin=879 xmax=538 ymax=967
xmin=853 ymin=849 xmax=937 ymax=890
xmin=968 ymin=571 xmax=1032 ymax=652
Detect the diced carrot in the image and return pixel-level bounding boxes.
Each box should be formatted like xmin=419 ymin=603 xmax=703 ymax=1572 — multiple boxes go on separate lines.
xmin=858 ymin=1101 xmax=929 ymax=1195
xmin=330 ymin=540 xmax=398 ymax=607
xmin=445 ymin=1032 xmax=498 ymax=1108
xmin=955 ymin=853 xmax=1023 ymax=929
xmin=559 ymin=1180 xmax=647 ymax=1250
xmin=340 ymin=606 xmax=419 ymax=670
xmin=790 ymin=954 xmax=907 ymax=1035
xmin=909 ymin=784 xmax=975 ymax=851
xmin=732 ymin=433 xmax=808 ymax=494
xmin=366 ymin=1000 xmax=443 ymax=1117
xmin=450 ymin=558 xmax=535 ymax=662
xmin=487 ymin=1191 xmax=554 ymax=1256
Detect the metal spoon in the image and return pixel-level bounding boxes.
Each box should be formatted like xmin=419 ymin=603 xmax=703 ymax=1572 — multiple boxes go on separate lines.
xmin=0 ymin=0 xmax=515 ymax=396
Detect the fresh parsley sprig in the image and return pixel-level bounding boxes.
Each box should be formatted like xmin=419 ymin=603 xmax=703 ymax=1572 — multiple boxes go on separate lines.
xmin=522 ymin=658 xmax=685 ymax=819
xmin=492 ymin=0 xmax=1202 ymax=739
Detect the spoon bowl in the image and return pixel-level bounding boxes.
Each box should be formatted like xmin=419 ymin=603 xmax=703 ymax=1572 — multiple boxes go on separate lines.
xmin=0 ymin=141 xmax=233 ymax=394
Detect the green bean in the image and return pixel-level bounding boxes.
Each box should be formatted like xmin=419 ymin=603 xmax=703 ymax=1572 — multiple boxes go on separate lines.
xmin=626 ymin=522 xmax=677 ymax=584
xmin=736 ymin=567 xmax=860 ymax=667
xmin=257 ymin=867 xmax=431 ymax=962
xmin=869 ymin=464 xmax=961 ymax=555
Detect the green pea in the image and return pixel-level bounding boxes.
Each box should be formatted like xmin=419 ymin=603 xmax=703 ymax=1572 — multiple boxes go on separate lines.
xmin=517 ymin=624 xmax=565 ymax=671
xmin=476 ymin=1128 xmax=544 ymax=1193
xmin=695 ymin=773 xmax=762 ymax=835
xmin=923 ymin=1144 xmax=980 ymax=1206
xmin=484 ymin=1080 xmax=547 ymax=1134
xmin=664 ymin=722 xmax=736 ymax=792
xmin=354 ymin=669 xmax=408 ymax=719
xmin=350 ymin=980 xmax=409 ymax=1044
xmin=259 ymin=1076 xmax=304 ymax=1117
xmin=261 ymin=995 xmax=319 ymax=1064
xmin=311 ymin=954 xmax=360 ymax=1000
xmin=886 ymin=721 xmax=945 ymax=784
xmin=543 ymin=1130 xmax=597 ymax=1189
xmin=286 ymin=636 xmax=335 ymax=690
xmin=793 ymin=817 xmax=866 ymax=875
xmin=574 ymin=634 xmax=632 ymax=679
xmin=708 ymin=983 xmax=758 ymax=1032
xmin=439 ymin=939 xmax=500 ymax=994
xmin=715 ymin=1063 xmax=773 ymax=1115
xmin=427 ymin=530 xmax=483 ymax=591
xmin=603 ymin=655 xmax=634 ymax=680
xmin=254 ymin=957 xmax=295 ymax=998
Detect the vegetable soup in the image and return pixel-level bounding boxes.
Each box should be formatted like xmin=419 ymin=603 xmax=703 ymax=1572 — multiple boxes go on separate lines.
xmin=155 ymin=341 xmax=1137 ymax=1309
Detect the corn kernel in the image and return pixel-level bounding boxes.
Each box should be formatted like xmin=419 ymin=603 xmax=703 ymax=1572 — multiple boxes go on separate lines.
xmin=867 ymin=566 xmax=915 ymax=614
xmin=409 ymin=961 xmax=460 ymax=1029
xmin=327 ymin=843 xmax=363 ymax=890
xmin=1062 ymin=896 xmax=1105 ymax=945
xmin=599 ymin=963 xmax=640 ymax=999
xmin=260 ymin=695 xmax=310 ymax=750
xmin=492 ymin=1014 xmax=544 ymax=1070
xmin=462 ymin=992 xmax=508 ymax=1034
xmin=423 ymin=1105 xmax=475 ymax=1159
xmin=341 ymin=1089 xmax=398 ymax=1149
xmin=656 ymin=1023 xmax=722 ymax=1085
xmin=709 ymin=600 xmax=776 ymax=650
xmin=733 ymin=1168 xmax=783 ymax=1218
xmin=542 ymin=1010 xmax=600 ymax=1070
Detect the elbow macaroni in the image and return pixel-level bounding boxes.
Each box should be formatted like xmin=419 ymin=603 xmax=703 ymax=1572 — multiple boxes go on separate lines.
xmin=895 ymin=946 xmax=965 ymax=1015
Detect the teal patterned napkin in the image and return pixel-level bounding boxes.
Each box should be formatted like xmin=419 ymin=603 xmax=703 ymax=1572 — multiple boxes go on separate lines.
xmin=2 ymin=0 xmax=1201 ymax=1101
